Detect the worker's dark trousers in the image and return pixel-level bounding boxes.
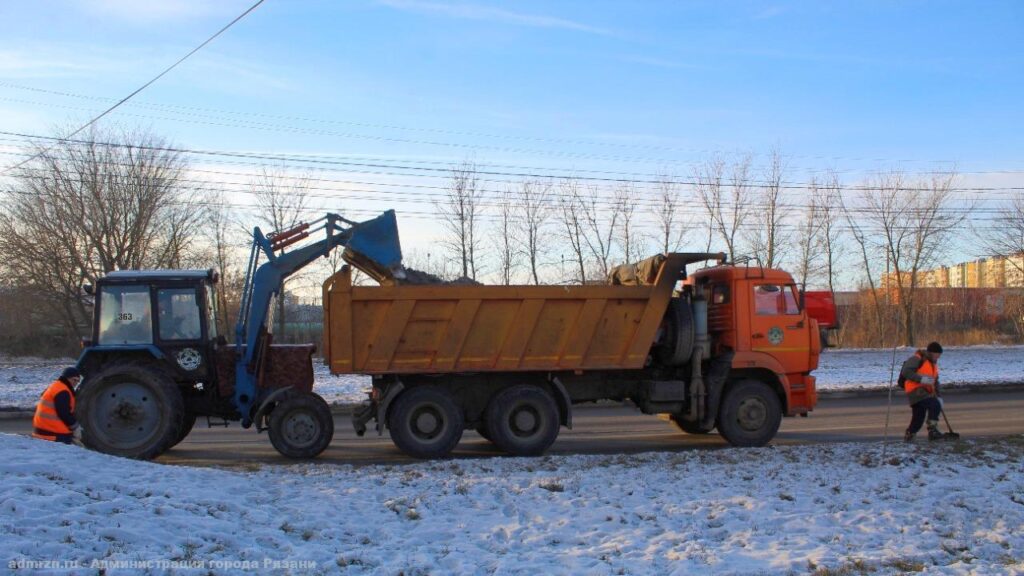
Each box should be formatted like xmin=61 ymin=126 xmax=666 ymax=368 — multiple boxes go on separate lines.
xmin=907 ymin=397 xmax=942 ymax=433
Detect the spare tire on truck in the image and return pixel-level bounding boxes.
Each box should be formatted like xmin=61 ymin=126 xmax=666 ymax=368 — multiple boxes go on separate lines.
xmin=655 ymin=298 xmax=694 ymax=366
xmin=77 ymin=361 xmax=185 ymax=460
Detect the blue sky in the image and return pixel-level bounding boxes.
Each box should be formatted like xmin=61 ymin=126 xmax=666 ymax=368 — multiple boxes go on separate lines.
xmin=1 ymin=1 xmax=1022 ymax=283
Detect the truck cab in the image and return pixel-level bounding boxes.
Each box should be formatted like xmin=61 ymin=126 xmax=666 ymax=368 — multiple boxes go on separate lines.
xmin=689 ymin=265 xmax=821 ymax=418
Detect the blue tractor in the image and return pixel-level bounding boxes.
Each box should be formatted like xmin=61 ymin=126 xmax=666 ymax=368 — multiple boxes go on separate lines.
xmin=75 ymin=211 xmax=403 ymax=459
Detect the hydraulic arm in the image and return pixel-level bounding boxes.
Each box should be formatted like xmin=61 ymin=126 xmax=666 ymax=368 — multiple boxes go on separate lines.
xmin=233 ymin=210 xmax=402 ymax=425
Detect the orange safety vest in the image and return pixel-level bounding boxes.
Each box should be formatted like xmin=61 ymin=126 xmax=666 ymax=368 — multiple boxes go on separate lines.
xmin=32 ymin=379 xmax=76 ymax=440
xmin=904 ymin=352 xmax=938 ymax=396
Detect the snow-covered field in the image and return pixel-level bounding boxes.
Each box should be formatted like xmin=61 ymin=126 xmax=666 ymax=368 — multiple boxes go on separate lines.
xmin=2 ymin=433 xmax=1021 ymax=575
xmin=3 ymin=345 xmax=1023 ymax=411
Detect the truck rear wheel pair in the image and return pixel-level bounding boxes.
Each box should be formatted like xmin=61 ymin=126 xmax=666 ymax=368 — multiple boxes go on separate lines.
xmin=388 ymin=384 xmax=560 ymax=459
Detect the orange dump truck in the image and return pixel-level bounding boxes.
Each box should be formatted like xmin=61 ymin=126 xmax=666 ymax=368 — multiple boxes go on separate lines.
xmin=324 ymin=252 xmax=822 ymax=458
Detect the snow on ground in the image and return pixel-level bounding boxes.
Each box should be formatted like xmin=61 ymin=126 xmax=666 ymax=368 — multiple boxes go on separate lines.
xmin=1 ymin=433 xmax=1021 ymax=575
xmin=3 ymin=345 xmax=1024 ymax=410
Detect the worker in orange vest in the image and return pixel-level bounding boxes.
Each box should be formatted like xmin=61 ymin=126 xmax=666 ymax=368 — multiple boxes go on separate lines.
xmin=900 ymin=342 xmax=944 ymax=442
xmin=32 ymin=367 xmax=82 ymax=444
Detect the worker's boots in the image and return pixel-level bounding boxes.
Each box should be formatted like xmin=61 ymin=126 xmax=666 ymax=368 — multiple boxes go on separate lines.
xmin=927 ymin=421 xmax=943 ymax=441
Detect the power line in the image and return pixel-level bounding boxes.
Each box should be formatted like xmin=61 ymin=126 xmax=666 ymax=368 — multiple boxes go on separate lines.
xmin=0 ymin=0 xmax=265 ymax=176
xmin=4 ymin=154 xmax=1011 ymax=221
xmin=4 ymin=130 xmax=1023 ymax=193
xmin=3 ymin=79 xmax=1008 ymax=172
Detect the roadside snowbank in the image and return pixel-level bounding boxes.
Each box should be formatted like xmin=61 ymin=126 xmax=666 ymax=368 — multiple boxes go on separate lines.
xmin=1 ymin=433 xmax=1021 ymax=575
xmin=3 ymin=345 xmax=1024 ymax=410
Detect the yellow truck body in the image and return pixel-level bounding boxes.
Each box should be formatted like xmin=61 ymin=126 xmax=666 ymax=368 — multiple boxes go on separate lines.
xmin=322 ymin=254 xmax=687 ymax=375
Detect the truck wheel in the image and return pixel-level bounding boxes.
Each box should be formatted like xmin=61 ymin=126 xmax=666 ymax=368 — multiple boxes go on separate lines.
xmin=78 ymin=361 xmax=184 ymax=460
xmin=168 ymin=410 xmax=197 ymax=449
xmin=670 ymin=414 xmax=715 ymax=434
xmin=716 ymin=379 xmax=782 ymax=447
xmin=388 ymin=386 xmax=464 ymax=459
xmin=485 ymin=385 xmax=560 ymax=456
xmin=268 ymin=392 xmax=334 ymax=459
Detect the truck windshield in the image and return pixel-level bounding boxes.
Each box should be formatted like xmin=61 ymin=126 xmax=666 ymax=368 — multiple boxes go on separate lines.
xmin=98 ymin=285 xmax=153 ymax=345
xmin=754 ymin=284 xmax=801 ymax=315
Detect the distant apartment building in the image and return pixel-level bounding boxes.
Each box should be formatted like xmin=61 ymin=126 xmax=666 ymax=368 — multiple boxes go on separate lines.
xmin=883 ymin=253 xmax=1024 ymax=289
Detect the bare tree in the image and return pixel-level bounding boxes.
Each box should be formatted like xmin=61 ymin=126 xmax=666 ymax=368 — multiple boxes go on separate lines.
xmin=492 ymin=187 xmax=519 ymax=285
xmin=437 ymin=162 xmax=483 ymax=280
xmin=696 ymin=154 xmax=752 ymax=262
xmin=840 ymin=184 xmax=886 ymax=343
xmin=982 ymin=191 xmax=1024 ymax=279
xmin=517 ymin=180 xmax=552 ymax=285
xmin=747 ymin=148 xmax=789 ymax=268
xmin=817 ymin=171 xmax=844 ymax=294
xmin=794 ymin=177 xmax=824 ymax=287
xmin=557 ymin=179 xmax=588 ymax=283
xmin=0 ymin=126 xmax=200 ymax=346
xmin=852 ymin=171 xmax=966 ymax=345
xmin=653 ymin=173 xmax=690 ymax=254
xmin=580 ymin=185 xmax=620 ymax=278
xmin=251 ymin=168 xmax=311 ymax=339
xmin=614 ymin=183 xmax=648 ymax=264
xmin=206 ymin=191 xmax=246 ymax=337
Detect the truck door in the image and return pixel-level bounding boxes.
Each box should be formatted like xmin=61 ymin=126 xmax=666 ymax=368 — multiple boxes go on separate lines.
xmin=748 ymin=283 xmax=811 ymax=373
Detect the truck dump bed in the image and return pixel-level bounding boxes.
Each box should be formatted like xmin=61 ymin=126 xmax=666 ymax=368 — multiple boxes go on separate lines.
xmin=323 ymin=253 xmax=701 ymax=375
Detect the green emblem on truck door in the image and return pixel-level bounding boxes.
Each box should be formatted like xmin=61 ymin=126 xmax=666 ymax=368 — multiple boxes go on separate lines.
xmin=767 ymin=326 xmax=784 ymax=345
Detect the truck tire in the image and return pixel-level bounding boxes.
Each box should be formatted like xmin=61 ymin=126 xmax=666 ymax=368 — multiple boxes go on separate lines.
xmin=485 ymin=385 xmax=560 ymax=456
xmin=168 ymin=410 xmax=197 ymax=449
xmin=716 ymin=379 xmax=782 ymax=447
xmin=77 ymin=361 xmax=184 ymax=460
xmin=388 ymin=386 xmax=464 ymax=459
xmin=656 ymin=298 xmax=694 ymax=366
xmin=268 ymin=392 xmax=334 ymax=459
xmin=670 ymin=414 xmax=715 ymax=434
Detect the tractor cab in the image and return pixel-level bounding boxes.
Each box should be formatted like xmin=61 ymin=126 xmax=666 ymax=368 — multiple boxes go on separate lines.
xmin=86 ymin=269 xmax=221 ymax=379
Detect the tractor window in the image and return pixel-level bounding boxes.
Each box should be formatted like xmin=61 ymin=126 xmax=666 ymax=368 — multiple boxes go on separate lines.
xmin=754 ymin=284 xmax=800 ymax=315
xmin=98 ymin=285 xmax=153 ymax=345
xmin=157 ymin=289 xmax=202 ymax=341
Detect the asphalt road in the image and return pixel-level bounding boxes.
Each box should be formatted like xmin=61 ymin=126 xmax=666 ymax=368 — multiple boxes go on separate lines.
xmin=3 ymin=390 xmax=1021 ymax=467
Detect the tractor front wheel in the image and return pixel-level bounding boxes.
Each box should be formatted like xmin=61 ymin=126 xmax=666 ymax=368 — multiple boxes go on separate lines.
xmin=267 ymin=392 xmax=334 ymax=459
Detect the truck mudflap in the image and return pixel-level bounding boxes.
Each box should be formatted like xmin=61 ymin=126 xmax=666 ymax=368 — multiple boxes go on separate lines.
xmin=351 ymin=381 xmax=406 ymax=436
xmin=352 ymin=401 xmax=373 ymax=437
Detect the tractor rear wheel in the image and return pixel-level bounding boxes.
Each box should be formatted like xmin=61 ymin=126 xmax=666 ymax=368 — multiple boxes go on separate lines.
xmin=268 ymin=392 xmax=334 ymax=459
xmin=168 ymin=410 xmax=197 ymax=449
xmin=78 ymin=361 xmax=184 ymax=460
xmin=388 ymin=386 xmax=464 ymax=459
